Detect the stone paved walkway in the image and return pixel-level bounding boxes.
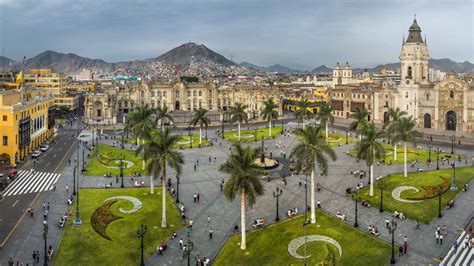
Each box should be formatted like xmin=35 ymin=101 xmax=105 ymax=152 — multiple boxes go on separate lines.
xmin=1 ymin=124 xmax=472 ymax=266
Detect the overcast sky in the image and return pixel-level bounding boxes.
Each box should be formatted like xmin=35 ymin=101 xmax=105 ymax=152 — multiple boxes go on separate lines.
xmin=0 ymin=0 xmax=472 ymax=70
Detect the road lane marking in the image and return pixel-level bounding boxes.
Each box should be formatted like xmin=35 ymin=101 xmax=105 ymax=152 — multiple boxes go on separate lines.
xmin=11 ymin=200 xmax=19 ymax=208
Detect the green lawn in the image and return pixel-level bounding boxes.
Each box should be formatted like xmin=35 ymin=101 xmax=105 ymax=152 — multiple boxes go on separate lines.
xmin=85 ymin=144 xmax=146 ymax=176
xmin=348 ymin=144 xmax=461 ymax=164
xmin=221 ymin=126 xmax=283 ymax=142
xmin=55 ymin=188 xmax=183 ymax=266
xmin=358 ymin=166 xmax=473 ymax=224
xmin=214 ymin=211 xmax=391 ymax=266
xmin=326 ymin=132 xmax=357 ymax=147
xmin=119 ymin=135 xmax=209 ymax=149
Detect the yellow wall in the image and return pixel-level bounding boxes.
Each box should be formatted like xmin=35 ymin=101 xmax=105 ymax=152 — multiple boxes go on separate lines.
xmin=0 ymin=90 xmax=55 ymax=165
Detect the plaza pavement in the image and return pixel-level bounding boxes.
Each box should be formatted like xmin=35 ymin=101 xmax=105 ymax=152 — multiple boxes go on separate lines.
xmin=1 ymin=124 xmax=473 ymax=266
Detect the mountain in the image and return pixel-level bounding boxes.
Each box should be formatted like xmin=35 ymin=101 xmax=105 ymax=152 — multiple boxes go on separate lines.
xmin=239 ymin=61 xmax=264 ymax=70
xmin=265 ymin=64 xmax=301 ymax=73
xmin=311 ymin=65 xmax=332 ymax=73
xmin=365 ymin=58 xmax=473 ymax=73
xmin=0 ymin=56 xmax=15 ymax=69
xmin=157 ymin=42 xmax=236 ymax=68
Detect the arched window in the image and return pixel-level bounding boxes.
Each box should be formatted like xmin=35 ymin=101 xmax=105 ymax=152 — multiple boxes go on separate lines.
xmin=426 ymin=94 xmax=430 ymax=100
xmin=405 ymin=92 xmax=409 ymax=98
xmin=407 ymin=66 xmax=412 ymax=79
xmin=450 ymin=91 xmax=454 ymax=98
xmin=198 ymin=90 xmax=202 ymax=97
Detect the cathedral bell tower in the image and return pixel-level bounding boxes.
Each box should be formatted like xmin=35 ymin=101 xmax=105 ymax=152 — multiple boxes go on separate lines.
xmin=398 ymin=17 xmax=430 ymax=119
xmin=400 ymin=17 xmax=430 ymax=86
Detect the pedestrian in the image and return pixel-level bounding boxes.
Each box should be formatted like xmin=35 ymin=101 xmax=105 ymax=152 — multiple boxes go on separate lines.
xmin=179 ymin=238 xmax=183 ymax=248
xmin=43 ymin=202 xmax=46 ymax=210
xmin=398 ymin=246 xmax=403 ymax=257
xmin=385 ymin=218 xmax=390 ymax=229
xmin=36 ymin=251 xmax=40 ymax=263
xmin=403 ymin=236 xmax=408 ymax=254
xmin=439 ymin=234 xmax=443 ymax=245
xmin=220 ymin=183 xmax=223 ymax=192
xmin=453 ymin=241 xmax=459 ymax=253
xmin=415 ymin=219 xmax=420 ymax=229
xmin=194 ymin=164 xmax=196 ymax=171
xmin=436 ymin=232 xmax=439 ymax=244
xmin=193 ymin=193 xmax=197 ymax=202
xmin=209 ymin=157 xmax=211 ymax=163
xmin=32 ymin=251 xmax=36 ymax=262
xmin=189 ymin=219 xmax=193 ymax=228
xmin=196 ymin=159 xmax=199 ymax=166
xmin=47 ymin=202 xmax=50 ymax=211
xmin=8 ymin=257 xmax=13 ymax=266
xmin=197 ymin=193 xmax=200 ymax=202
xmin=68 ymin=159 xmax=71 ymax=166
xmin=317 ymin=200 xmax=321 ymax=209
xmin=209 ymin=228 xmax=213 ymax=240
xmin=65 ymin=185 xmax=69 ymax=193
xmin=207 ymin=215 xmax=211 ymax=223
xmin=234 ymin=225 xmax=238 ymax=233
xmin=443 ymin=225 xmax=447 ymax=235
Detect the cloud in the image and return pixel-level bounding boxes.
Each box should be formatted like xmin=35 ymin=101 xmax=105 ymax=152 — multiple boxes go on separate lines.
xmin=1 ymin=0 xmax=472 ymax=68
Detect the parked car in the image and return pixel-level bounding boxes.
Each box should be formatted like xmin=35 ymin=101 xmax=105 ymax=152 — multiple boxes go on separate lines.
xmin=32 ymin=150 xmax=42 ymax=158
xmin=40 ymin=145 xmax=49 ymax=151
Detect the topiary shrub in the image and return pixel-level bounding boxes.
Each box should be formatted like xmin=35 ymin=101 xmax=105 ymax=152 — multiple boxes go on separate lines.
xmin=91 ymin=200 xmax=123 ymax=240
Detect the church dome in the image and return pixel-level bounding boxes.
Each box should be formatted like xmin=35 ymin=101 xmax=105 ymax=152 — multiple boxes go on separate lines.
xmin=406 ymin=18 xmax=424 ymax=43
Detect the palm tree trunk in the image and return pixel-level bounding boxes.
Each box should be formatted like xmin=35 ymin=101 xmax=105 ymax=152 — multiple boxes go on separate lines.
xmin=137 ymin=136 xmax=140 ymax=147
xmin=403 ymin=142 xmax=408 ymax=177
xmin=142 ymin=139 xmax=145 ymax=170
xmin=240 ymin=189 xmax=246 ymax=250
xmin=369 ymin=164 xmax=374 ymax=196
xmin=394 ymin=144 xmax=397 ymax=161
xmin=325 ymin=123 xmax=329 ymax=142
xmin=269 ymin=120 xmax=272 ymax=137
xmin=199 ymin=126 xmax=202 ymax=145
xmin=161 ymin=164 xmax=167 ymax=228
xmin=238 ymin=122 xmax=241 ymax=140
xmin=310 ymin=169 xmax=316 ymax=224
xmin=359 ymin=134 xmax=362 ymax=141
xmin=150 ymin=174 xmax=155 ymax=194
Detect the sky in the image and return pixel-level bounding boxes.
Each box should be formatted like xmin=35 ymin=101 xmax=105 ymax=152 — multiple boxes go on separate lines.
xmin=0 ymin=0 xmax=472 ymax=70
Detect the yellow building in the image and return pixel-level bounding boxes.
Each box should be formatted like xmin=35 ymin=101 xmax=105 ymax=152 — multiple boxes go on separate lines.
xmin=0 ymin=71 xmax=21 ymax=90
xmin=0 ymin=88 xmax=55 ymax=166
xmin=283 ymin=87 xmax=329 ymax=113
xmin=64 ymin=82 xmax=96 ymax=93
xmin=24 ymin=69 xmax=66 ymax=97
xmin=55 ymin=94 xmax=80 ymax=111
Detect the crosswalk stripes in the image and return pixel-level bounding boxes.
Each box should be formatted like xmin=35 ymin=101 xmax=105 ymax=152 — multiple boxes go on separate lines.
xmin=440 ymin=230 xmax=473 ymax=266
xmin=1 ymin=170 xmax=61 ymax=197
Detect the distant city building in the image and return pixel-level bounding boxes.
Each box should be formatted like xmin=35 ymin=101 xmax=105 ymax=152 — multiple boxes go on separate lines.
xmin=428 ymin=68 xmax=446 ymax=83
xmin=75 ymin=68 xmax=94 ymax=81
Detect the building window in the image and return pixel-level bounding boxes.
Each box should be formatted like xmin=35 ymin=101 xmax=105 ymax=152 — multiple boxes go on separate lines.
xmin=2 ymin=136 xmax=7 ymax=146
xmin=450 ymin=91 xmax=454 ymax=98
xmin=2 ymin=115 xmax=6 ymax=121
xmin=426 ymin=94 xmax=430 ymax=100
xmin=407 ymin=66 xmax=412 ymax=79
xmin=405 ymin=92 xmax=409 ymax=98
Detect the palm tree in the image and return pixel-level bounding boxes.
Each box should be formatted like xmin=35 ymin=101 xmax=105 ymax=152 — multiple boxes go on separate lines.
xmin=220 ymin=143 xmax=265 ymax=250
xmin=290 ymin=126 xmax=337 ymax=223
xmin=137 ymin=128 xmax=184 ymax=227
xmin=355 ymin=122 xmax=386 ymax=196
xmin=155 ymin=105 xmax=174 ymax=131
xmin=349 ymin=107 xmax=370 ymax=140
xmin=316 ymin=102 xmax=334 ymax=142
xmin=261 ymin=99 xmax=279 ymax=137
xmin=127 ymin=105 xmax=155 ymax=170
xmin=229 ymin=103 xmax=248 ymax=141
xmin=294 ymin=99 xmax=313 ymax=128
xmin=190 ymin=107 xmax=210 ymax=145
xmin=387 ymin=108 xmax=407 ymax=161
xmin=392 ymin=116 xmax=422 ymax=177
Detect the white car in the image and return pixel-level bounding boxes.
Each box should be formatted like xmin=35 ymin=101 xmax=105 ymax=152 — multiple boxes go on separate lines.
xmin=40 ymin=145 xmax=49 ymax=151
xmin=32 ymin=150 xmax=42 ymax=158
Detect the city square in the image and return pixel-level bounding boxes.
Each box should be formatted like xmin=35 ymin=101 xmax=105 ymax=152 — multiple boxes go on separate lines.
xmin=0 ymin=1 xmax=473 ymax=266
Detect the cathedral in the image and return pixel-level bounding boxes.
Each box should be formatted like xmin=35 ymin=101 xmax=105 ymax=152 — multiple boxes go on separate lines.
xmin=330 ymin=17 xmax=473 ymax=133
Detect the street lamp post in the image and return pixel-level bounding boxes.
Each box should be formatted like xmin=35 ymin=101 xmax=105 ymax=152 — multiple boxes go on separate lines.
xmin=435 ymin=183 xmax=443 ymax=218
xmin=345 ymin=129 xmax=348 ymax=144
xmin=451 ymin=132 xmax=457 ymax=191
xmin=436 ymin=148 xmax=440 ymax=170
xmin=352 ymin=190 xmax=359 ymax=227
xmin=303 ymin=173 xmax=309 ymax=266
xmin=387 ymin=219 xmax=397 ymax=264
xmin=254 ymin=128 xmax=257 ymax=142
xmin=189 ymin=131 xmax=192 ymax=149
xmin=73 ymin=167 xmax=76 ymax=196
xmin=120 ymin=153 xmax=125 ymax=188
xmin=121 ymin=132 xmax=125 ymax=149
xmin=378 ymin=180 xmax=387 ymax=212
xmin=273 ymin=187 xmax=283 ymax=221
xmin=74 ymin=159 xmax=82 ymax=226
xmin=184 ymin=227 xmax=194 ymax=266
xmin=43 ymin=222 xmax=48 ymax=266
xmin=137 ymin=224 xmax=147 ymax=266
xmin=428 ymin=144 xmax=432 ymax=164
xmin=221 ymin=114 xmax=225 ymax=140
xmin=260 ymin=136 xmax=265 ymax=163
xmin=81 ymin=148 xmax=85 ymax=172
xmin=175 ymin=175 xmax=180 ymax=203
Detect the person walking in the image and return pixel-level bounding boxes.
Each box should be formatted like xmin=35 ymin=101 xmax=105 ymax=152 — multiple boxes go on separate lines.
xmin=209 ymin=228 xmax=213 ymax=240
xmin=47 ymin=202 xmax=50 ymax=211
xmin=207 ymin=215 xmax=211 ymax=223
xmin=8 ymin=257 xmax=13 ymax=266
xmin=436 ymin=232 xmax=439 ymax=244
xmin=193 ymin=193 xmax=197 ymax=202
xmin=179 ymin=238 xmax=183 ymax=248
xmin=43 ymin=202 xmax=46 ymax=210
xmin=197 ymin=193 xmax=200 ymax=202
xmin=453 ymin=241 xmax=459 ymax=253
xmin=385 ymin=218 xmax=390 ymax=229
xmin=443 ymin=225 xmax=447 ymax=235
xmin=398 ymin=246 xmax=403 ymax=257
xmin=317 ymin=200 xmax=321 ymax=209
xmin=65 ymin=185 xmax=69 ymax=193
xmin=415 ymin=219 xmax=420 ymax=229
xmin=439 ymin=234 xmax=443 ymax=245
xmin=36 ymin=250 xmax=40 ymax=263
xmin=403 ymin=236 xmax=408 ymax=254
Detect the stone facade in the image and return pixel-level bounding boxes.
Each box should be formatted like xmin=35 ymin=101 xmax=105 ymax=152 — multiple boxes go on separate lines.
xmin=85 ymin=79 xmax=287 ymax=125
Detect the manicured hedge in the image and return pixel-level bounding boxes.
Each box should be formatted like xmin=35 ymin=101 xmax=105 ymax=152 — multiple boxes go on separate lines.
xmin=90 ymin=200 xmax=122 ymax=240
